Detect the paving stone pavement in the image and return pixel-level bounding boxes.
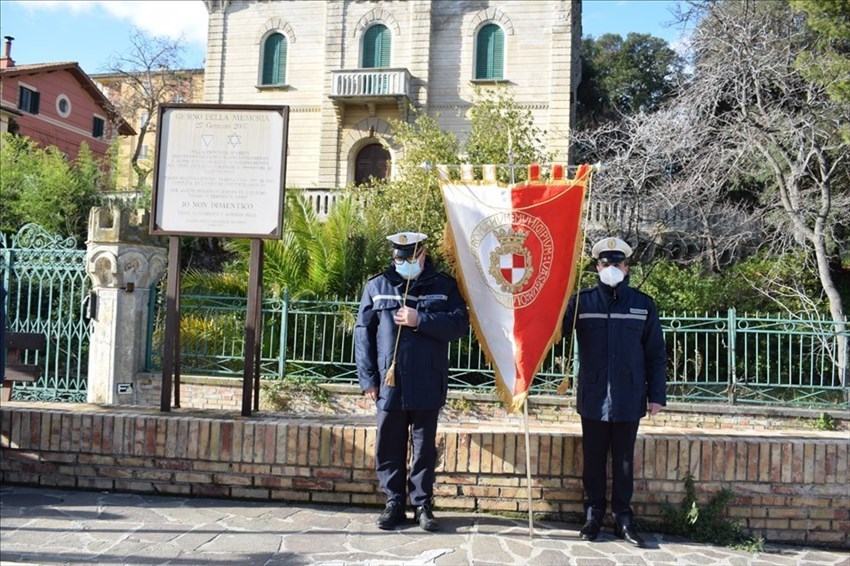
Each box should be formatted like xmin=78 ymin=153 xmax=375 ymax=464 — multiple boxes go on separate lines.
xmin=1 ymin=485 xmax=848 ymax=566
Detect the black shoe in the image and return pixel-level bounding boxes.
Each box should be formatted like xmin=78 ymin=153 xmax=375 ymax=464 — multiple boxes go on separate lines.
xmin=414 ymin=504 xmax=440 ymax=532
xmin=377 ymin=501 xmax=406 ymax=530
xmin=579 ymin=518 xmax=601 ymax=541
xmin=614 ymin=522 xmax=646 ymax=548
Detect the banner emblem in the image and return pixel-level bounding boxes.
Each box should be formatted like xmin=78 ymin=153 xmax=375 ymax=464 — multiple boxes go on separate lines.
xmin=474 ymin=212 xmax=553 ymax=308
xmin=493 ymin=226 xmax=532 ymax=289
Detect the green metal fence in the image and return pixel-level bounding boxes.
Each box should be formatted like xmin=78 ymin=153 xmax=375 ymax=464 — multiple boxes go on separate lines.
xmin=1 ymin=224 xmax=90 ymax=402
xmin=148 ymin=294 xmax=849 ymax=409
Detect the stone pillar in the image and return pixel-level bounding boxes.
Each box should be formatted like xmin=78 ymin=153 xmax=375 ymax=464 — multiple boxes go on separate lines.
xmin=86 ymin=207 xmax=166 ymax=404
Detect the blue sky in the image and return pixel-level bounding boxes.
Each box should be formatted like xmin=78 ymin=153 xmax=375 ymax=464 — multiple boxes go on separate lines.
xmin=0 ymin=0 xmax=687 ymax=74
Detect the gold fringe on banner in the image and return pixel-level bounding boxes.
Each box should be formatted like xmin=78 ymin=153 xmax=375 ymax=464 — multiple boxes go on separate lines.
xmin=439 ymin=163 xmax=594 ymax=412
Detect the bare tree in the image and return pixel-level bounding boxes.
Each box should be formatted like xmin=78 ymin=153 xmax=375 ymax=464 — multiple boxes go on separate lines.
xmin=105 ymin=27 xmax=194 ymax=192
xmin=574 ymin=106 xmax=761 ymax=271
xmin=576 ymin=0 xmax=849 ymax=383
xmin=682 ymin=0 xmax=849 ymax=382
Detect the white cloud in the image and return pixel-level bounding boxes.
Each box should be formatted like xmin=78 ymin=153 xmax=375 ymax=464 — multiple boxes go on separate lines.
xmin=13 ymin=0 xmax=207 ymax=45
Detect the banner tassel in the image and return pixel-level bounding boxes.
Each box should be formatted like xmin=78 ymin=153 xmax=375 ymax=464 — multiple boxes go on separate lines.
xmin=384 ymin=361 xmax=396 ymax=387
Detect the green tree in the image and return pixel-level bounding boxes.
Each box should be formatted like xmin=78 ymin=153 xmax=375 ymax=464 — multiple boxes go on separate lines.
xmin=353 ymin=109 xmax=461 ymax=257
xmin=0 ymin=133 xmax=105 ymax=243
xmin=577 ymin=33 xmax=684 ymax=128
xmin=465 ymin=87 xmax=553 ymax=182
xmin=0 ymin=134 xmax=33 ymax=233
xmin=272 ymin=192 xmax=389 ymax=298
xmin=790 ymin=0 xmax=850 ymax=104
xmin=634 ymin=253 xmax=825 ymax=315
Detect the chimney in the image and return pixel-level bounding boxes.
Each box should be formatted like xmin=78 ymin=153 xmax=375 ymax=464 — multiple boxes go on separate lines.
xmin=0 ymin=36 xmax=14 ymax=69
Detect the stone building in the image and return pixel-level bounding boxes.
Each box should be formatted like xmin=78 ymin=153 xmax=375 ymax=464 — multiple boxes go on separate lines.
xmin=202 ymin=0 xmax=581 ymax=208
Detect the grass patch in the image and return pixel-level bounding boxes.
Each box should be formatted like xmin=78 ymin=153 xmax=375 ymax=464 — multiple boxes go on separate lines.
xmin=655 ymin=473 xmax=764 ymax=552
xmin=261 ymin=376 xmax=330 ymax=412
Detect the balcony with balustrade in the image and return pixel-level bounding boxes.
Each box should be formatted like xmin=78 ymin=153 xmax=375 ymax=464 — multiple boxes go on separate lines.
xmin=330 ymin=68 xmax=412 ymax=116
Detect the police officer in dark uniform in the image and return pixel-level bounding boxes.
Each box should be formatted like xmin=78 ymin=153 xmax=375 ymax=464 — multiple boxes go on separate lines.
xmin=355 ymin=232 xmax=469 ymax=532
xmin=562 ymin=236 xmax=667 ymax=547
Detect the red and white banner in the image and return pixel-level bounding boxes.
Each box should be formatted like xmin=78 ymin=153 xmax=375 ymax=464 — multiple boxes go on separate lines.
xmin=440 ymin=164 xmax=590 ymax=411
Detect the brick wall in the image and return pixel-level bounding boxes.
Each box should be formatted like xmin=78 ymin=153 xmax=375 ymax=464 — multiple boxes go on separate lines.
xmin=136 ymin=374 xmax=849 ymax=433
xmin=1 ymin=404 xmax=847 ymax=549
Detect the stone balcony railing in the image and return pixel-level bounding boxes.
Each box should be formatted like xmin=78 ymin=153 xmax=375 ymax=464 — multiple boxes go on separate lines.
xmin=300 ymin=188 xmax=344 ymax=220
xmin=330 ymin=68 xmax=411 ymax=99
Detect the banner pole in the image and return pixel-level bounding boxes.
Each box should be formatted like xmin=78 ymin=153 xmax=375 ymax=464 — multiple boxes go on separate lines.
xmin=523 ymin=399 xmax=534 ymax=537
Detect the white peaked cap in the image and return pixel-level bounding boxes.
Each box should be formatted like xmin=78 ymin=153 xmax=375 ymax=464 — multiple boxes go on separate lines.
xmin=591 ymin=237 xmax=633 ymax=259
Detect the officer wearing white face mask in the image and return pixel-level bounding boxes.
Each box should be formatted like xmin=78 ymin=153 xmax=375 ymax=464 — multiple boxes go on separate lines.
xmin=562 ymin=236 xmax=667 ymax=548
xmin=354 ymin=231 xmax=469 ymax=533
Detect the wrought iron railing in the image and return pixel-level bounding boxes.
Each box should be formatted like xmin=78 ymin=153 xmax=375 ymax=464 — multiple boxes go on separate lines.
xmin=1 ymin=224 xmax=90 ymax=402
xmin=148 ymin=294 xmax=849 ymax=409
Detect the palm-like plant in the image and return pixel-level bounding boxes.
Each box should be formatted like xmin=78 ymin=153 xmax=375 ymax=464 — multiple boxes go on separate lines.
xmin=291 ymin=193 xmax=391 ymax=298
xmin=180 ymin=191 xmax=389 ymax=299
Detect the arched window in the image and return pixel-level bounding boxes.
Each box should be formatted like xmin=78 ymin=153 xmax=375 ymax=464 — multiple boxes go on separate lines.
xmin=261 ymin=33 xmax=287 ymax=85
xmin=475 ymin=23 xmax=505 ymax=80
xmin=355 ymin=143 xmax=391 ymax=185
xmin=362 ymin=24 xmax=391 ymax=68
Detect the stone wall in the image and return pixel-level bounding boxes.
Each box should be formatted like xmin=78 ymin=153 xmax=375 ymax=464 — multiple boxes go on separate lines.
xmin=1 ymin=403 xmax=847 ymax=549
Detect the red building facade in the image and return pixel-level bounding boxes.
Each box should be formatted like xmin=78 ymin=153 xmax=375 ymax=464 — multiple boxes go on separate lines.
xmin=0 ymin=38 xmax=133 ymax=161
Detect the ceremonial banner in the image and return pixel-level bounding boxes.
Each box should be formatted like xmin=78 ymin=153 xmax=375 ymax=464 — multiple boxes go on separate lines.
xmin=440 ymin=164 xmax=590 ymax=411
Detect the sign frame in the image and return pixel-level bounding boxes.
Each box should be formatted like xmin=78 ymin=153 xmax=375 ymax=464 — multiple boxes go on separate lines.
xmin=149 ymin=103 xmax=289 ymax=239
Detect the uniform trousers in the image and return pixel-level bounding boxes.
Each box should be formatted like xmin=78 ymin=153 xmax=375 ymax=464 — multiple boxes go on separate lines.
xmin=376 ymin=408 xmax=439 ymax=507
xmin=581 ymin=417 xmax=640 ymax=523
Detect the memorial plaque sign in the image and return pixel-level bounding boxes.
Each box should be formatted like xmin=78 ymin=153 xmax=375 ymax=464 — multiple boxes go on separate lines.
xmin=150 ymin=104 xmax=289 ymax=238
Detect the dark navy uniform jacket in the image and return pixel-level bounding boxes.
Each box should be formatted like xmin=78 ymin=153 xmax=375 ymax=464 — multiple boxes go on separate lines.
xmin=355 ymin=258 xmax=469 ymax=411
xmin=562 ymin=276 xmax=667 ymax=422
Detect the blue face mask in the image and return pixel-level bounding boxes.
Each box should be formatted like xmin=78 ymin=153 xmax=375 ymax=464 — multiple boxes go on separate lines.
xmin=395 ymin=260 xmax=422 ymax=280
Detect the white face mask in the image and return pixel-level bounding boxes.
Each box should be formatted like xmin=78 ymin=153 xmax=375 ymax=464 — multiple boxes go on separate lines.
xmin=395 ymin=261 xmax=422 ymax=280
xmin=599 ymin=265 xmax=625 ymax=287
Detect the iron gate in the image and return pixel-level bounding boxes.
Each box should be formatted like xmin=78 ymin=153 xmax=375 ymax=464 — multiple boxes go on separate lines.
xmin=1 ymin=224 xmax=90 ymax=401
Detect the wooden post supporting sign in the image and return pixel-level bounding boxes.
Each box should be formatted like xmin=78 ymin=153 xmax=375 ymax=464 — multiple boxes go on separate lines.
xmin=150 ymin=104 xmax=289 ymax=415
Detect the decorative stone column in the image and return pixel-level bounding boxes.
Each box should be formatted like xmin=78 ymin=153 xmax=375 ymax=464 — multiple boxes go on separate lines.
xmin=86 ymin=207 xmax=166 ymax=404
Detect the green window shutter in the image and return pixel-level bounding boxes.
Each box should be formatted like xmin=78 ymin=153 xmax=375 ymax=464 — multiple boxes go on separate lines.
xmin=362 ymin=33 xmax=375 ymax=68
xmin=262 ymin=33 xmax=287 ymax=85
xmin=491 ymin=26 xmax=504 ymax=79
xmin=363 ymin=25 xmax=390 ymax=68
xmin=476 ymin=24 xmax=504 ymax=79
xmin=378 ymin=27 xmax=391 ymax=67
